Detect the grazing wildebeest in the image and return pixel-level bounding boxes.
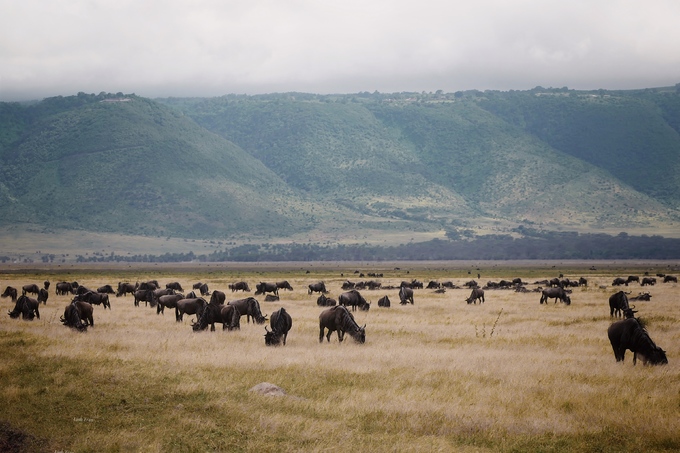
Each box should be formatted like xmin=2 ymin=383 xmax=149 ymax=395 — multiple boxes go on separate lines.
xmin=307 ymin=282 xmax=327 ymax=295
xmin=192 ymin=303 xmax=240 ymax=331
xmin=8 ymin=295 xmax=40 ymax=320
xmin=165 ymin=282 xmax=183 ymax=291
xmin=663 ymin=275 xmax=677 ymax=283
xmin=399 ymin=286 xmax=414 ymax=305
xmin=197 ymin=283 xmax=210 ymax=296
xmin=319 ymin=305 xmax=366 ymax=344
xmin=378 ymin=295 xmax=391 ymax=308
xmin=612 ymin=277 xmax=627 ymax=286
xmin=626 ymin=276 xmax=640 ymax=285
xmin=641 ymin=277 xmax=656 ymax=286
xmin=276 ymin=280 xmax=294 ymax=291
xmin=264 ymin=307 xmax=293 ymax=346
xmin=607 ymin=318 xmax=667 ymax=365
xmin=255 ymin=282 xmax=279 ymax=296
xmin=316 ymin=294 xmax=337 ymax=306
xmin=22 ymin=284 xmax=40 ymax=296
xmin=578 ymin=277 xmax=588 ymax=287
xmin=463 ymin=280 xmax=478 ymax=288
xmin=365 ymin=280 xmax=381 ymax=290
xmin=228 ymin=297 xmax=267 ymax=324
xmin=60 ymin=303 xmax=88 ymax=331
xmin=152 ymin=288 xmax=174 ymax=305
xmin=97 ymin=284 xmax=115 ymax=294
xmin=76 ymin=285 xmax=96 ymax=295
xmin=55 ymin=281 xmax=74 ymax=295
xmin=209 ymin=290 xmax=226 ymax=306
xmin=37 ymin=288 xmax=49 ymax=305
xmin=228 ymin=281 xmax=250 ymax=292
xmin=137 ymin=281 xmax=158 ymax=291
xmin=465 ymin=288 xmax=485 ymax=304
xmin=609 ymin=291 xmax=630 ymax=318
xmin=116 ymin=282 xmax=136 ymax=297
xmin=539 ymin=287 xmax=571 ymax=305
xmin=338 ymin=289 xmax=368 ymax=311
xmin=549 ymin=278 xmax=562 ymax=288
xmin=175 ymin=297 xmax=206 ymax=322
xmin=75 ymin=291 xmax=111 ymax=310
xmin=1 ymin=286 xmax=18 ymax=302
xmin=341 ymin=280 xmax=356 ymax=290
xmin=157 ymin=293 xmax=184 ymax=315
xmin=426 ymin=281 xmax=441 ymax=289
xmin=133 ymin=289 xmax=155 ymax=307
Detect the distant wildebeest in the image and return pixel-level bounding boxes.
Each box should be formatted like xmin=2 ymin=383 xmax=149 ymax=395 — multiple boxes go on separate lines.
xmin=626 ymin=276 xmax=640 ymax=285
xmin=549 ymin=278 xmax=562 ymax=288
xmin=264 ymin=294 xmax=280 ymax=302
xmin=264 ymin=307 xmax=293 ymax=346
xmin=209 ymin=290 xmax=226 ymax=306
xmin=607 ymin=318 xmax=667 ymax=365
xmin=22 ymin=284 xmax=40 ymax=296
xmin=116 ymin=282 xmax=136 ymax=297
xmin=60 ymin=303 xmax=88 ymax=331
xmin=319 ymin=305 xmax=366 ymax=344
xmin=165 ymin=282 xmax=183 ymax=291
xmin=8 ymin=295 xmax=40 ymax=320
xmin=608 ymin=291 xmax=629 ymax=318
xmin=133 ymin=289 xmax=155 ymax=307
xmin=463 ymin=280 xmax=478 ymax=288
xmin=192 ymin=303 xmax=240 ymax=331
xmin=175 ymin=297 xmax=206 ymax=322
xmin=307 ymin=282 xmax=327 ymax=295
xmin=74 ymin=291 xmax=110 ymax=310
xmin=56 ymin=281 xmax=75 ymax=295
xmin=152 ymin=288 xmax=175 ymax=305
xmin=578 ymin=277 xmax=588 ymax=287
xmin=641 ymin=277 xmax=656 ymax=286
xmin=663 ymin=275 xmax=677 ymax=283
xmin=612 ymin=277 xmax=627 ymax=286
xmin=341 ymin=280 xmax=356 ymax=290
xmin=228 ymin=297 xmax=267 ymax=324
xmin=539 ymin=287 xmax=571 ymax=305
xmin=276 ymin=280 xmax=294 ymax=291
xmin=197 ymin=283 xmax=210 ymax=296
xmin=378 ymin=295 xmax=391 ymax=308
xmin=466 ymin=288 xmax=485 ymax=304
xmin=137 ymin=281 xmax=158 ymax=291
xmin=399 ymin=286 xmax=414 ymax=305
xmin=630 ymin=292 xmax=652 ymax=301
xmin=255 ymin=282 xmax=279 ymax=296
xmin=1 ymin=286 xmax=18 ymax=302
xmin=339 ymin=289 xmax=368 ymax=311
xmin=157 ymin=293 xmax=185 ymax=315
xmin=97 ymin=284 xmax=115 ymax=294
xmin=426 ymin=281 xmax=441 ymax=289
xmin=316 ymin=294 xmax=337 ymax=307
xmin=228 ymin=281 xmax=250 ymax=292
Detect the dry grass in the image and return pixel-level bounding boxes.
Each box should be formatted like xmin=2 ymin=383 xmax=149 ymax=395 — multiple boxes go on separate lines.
xmin=1 ymin=264 xmax=679 ymax=452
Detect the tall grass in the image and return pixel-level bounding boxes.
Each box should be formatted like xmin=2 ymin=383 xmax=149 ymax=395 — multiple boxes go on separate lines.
xmin=0 ymin=265 xmax=678 ymax=452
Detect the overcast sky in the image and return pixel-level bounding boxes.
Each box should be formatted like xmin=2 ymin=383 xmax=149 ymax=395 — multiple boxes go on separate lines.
xmin=1 ymin=0 xmax=679 ymax=101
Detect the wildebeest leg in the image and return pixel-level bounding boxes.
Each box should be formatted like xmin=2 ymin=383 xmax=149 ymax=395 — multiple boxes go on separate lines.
xmin=338 ymin=330 xmax=344 ymax=342
xmin=35 ymin=306 xmax=40 ymax=319
xmin=282 ymin=333 xmax=287 ymax=345
xmin=319 ymin=327 xmax=326 ymax=343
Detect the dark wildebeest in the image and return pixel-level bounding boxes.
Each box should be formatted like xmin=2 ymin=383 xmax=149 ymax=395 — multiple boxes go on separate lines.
xmin=426 ymin=281 xmax=441 ymax=289
xmin=55 ymin=281 xmax=74 ymax=295
xmin=60 ymin=303 xmax=88 ymax=331
xmin=630 ymin=293 xmax=652 ymax=301
xmin=365 ymin=280 xmax=381 ymax=290
xmin=116 ymin=282 xmax=136 ymax=297
xmin=197 ymin=283 xmax=210 ymax=296
xmin=97 ymin=284 xmax=115 ymax=294
xmin=137 ymin=281 xmax=158 ymax=291
xmin=463 ymin=280 xmax=478 ymax=288
xmin=264 ymin=294 xmax=280 ymax=302
xmin=378 ymin=295 xmax=391 ymax=308
xmin=175 ymin=297 xmax=206 ymax=322
xmin=612 ymin=277 xmax=627 ymax=286
xmin=133 ymin=289 xmax=155 ymax=307
xmin=539 ymin=287 xmax=571 ymax=305
xmin=264 ymin=307 xmax=293 ymax=346
xmin=578 ymin=277 xmax=588 ymax=287
xmin=37 ymin=288 xmax=49 ymax=305
xmin=60 ymin=300 xmax=94 ymax=327
xmin=22 ymin=284 xmax=40 ymax=296
xmin=228 ymin=297 xmax=267 ymax=324
xmin=255 ymin=282 xmax=279 ymax=296
xmin=209 ymin=290 xmax=226 ymax=306
xmin=663 ymin=275 xmax=677 ymax=283
xmin=75 ymin=291 xmax=110 ymax=310
xmin=607 ymin=318 xmax=667 ymax=365
xmin=165 ymin=282 xmax=183 ymax=292
xmin=276 ymin=280 xmax=294 ymax=291
xmin=316 ymin=294 xmax=337 ymax=307
xmin=338 ymin=289 xmax=368 ymax=311
xmin=626 ymin=276 xmax=640 ymax=285
xmin=341 ymin=280 xmax=356 ymax=290
xmin=466 ymin=288 xmax=485 ymax=304
xmin=152 ymin=288 xmax=175 ymax=305
xmin=228 ymin=281 xmax=250 ymax=292
xmin=641 ymin=277 xmax=656 ymax=286
xmin=192 ymin=303 xmax=240 ymax=331
xmin=157 ymin=293 xmax=184 ymax=315
xmin=1 ymin=286 xmax=18 ymax=302
xmin=319 ymin=305 xmax=366 ymax=344
xmin=8 ymin=295 xmax=40 ymax=320
xmin=399 ymin=286 xmax=414 ymax=305
xmin=609 ymin=291 xmax=629 ymax=318
xmin=307 ymin=282 xmax=327 ymax=295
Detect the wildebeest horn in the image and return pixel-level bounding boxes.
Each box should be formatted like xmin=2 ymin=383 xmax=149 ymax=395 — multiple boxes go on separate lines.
xmin=265 ymin=326 xmax=270 ymax=332
xmin=362 ymin=324 xmax=366 ymax=329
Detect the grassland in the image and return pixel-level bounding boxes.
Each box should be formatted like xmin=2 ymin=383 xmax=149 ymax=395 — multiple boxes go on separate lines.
xmin=1 ymin=262 xmax=679 ymax=452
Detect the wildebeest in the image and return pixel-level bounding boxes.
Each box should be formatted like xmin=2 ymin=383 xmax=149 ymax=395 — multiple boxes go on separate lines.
xmin=264 ymin=307 xmax=293 ymax=346
xmin=1 ymin=286 xmax=18 ymax=302
xmin=264 ymin=294 xmax=280 ymax=302
xmin=608 ymin=291 xmax=629 ymax=318
xmin=641 ymin=277 xmax=656 ymax=286
xmin=378 ymin=295 xmax=391 ymax=308
xmin=466 ymin=288 xmax=485 ymax=304
xmin=663 ymin=275 xmax=677 ymax=283
xmin=578 ymin=277 xmax=588 ymax=287
xmin=229 ymin=281 xmax=250 ymax=292
xmin=55 ymin=281 xmax=75 ymax=295
xmin=75 ymin=291 xmax=111 ymax=310
xmin=197 ymin=283 xmax=210 ymax=296
xmin=157 ymin=293 xmax=185 ymax=314
xmin=8 ymin=295 xmax=40 ymax=320
xmin=209 ymin=290 xmax=226 ymax=306
xmin=60 ymin=303 xmax=88 ymax=331
xmin=630 ymin=292 xmax=652 ymax=301
xmin=175 ymin=297 xmax=206 ymax=322
xmin=625 ymin=276 xmax=640 ymax=285
xmin=426 ymin=281 xmax=441 ymax=289
xmin=607 ymin=318 xmax=667 ymax=365
xmin=549 ymin=278 xmax=562 ymax=288
xmin=319 ymin=305 xmax=366 ymax=343
xmin=539 ymin=287 xmax=571 ymax=305
xmin=133 ymin=289 xmax=155 ymax=307
xmin=22 ymin=284 xmax=40 ymax=296
xmin=307 ymin=282 xmax=327 ymax=295
xmin=151 ymin=288 xmax=175 ymax=306
xmin=276 ymin=280 xmax=294 ymax=291
xmin=255 ymin=282 xmax=279 ymax=296
xmin=165 ymin=282 xmax=184 ymax=291
xmin=95 ymin=285 xmax=114 ymax=294
xmin=338 ymin=289 xmax=368 ymax=311
xmin=341 ymin=280 xmax=356 ymax=290
xmin=399 ymin=286 xmax=414 ymax=305
xmin=228 ymin=297 xmax=267 ymax=324
xmin=612 ymin=277 xmax=627 ymax=286
xmin=192 ymin=303 xmax=240 ymax=331
xmin=316 ymin=294 xmax=337 ymax=307
xmin=116 ymin=282 xmax=136 ymax=297
xmin=463 ymin=280 xmax=478 ymax=288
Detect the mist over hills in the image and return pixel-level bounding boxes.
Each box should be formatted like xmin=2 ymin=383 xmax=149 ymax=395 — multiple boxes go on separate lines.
xmin=1 ymin=87 xmax=679 ymax=258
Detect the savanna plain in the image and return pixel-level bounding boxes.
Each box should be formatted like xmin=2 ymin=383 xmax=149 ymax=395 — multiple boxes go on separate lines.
xmin=1 ymin=261 xmax=679 ymax=452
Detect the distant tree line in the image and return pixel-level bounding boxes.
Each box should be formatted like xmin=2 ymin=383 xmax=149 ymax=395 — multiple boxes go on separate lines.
xmin=69 ymin=232 xmax=680 ymax=263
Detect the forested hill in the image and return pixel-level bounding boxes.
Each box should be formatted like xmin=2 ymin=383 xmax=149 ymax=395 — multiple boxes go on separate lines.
xmin=1 ymin=87 xmax=679 ymax=249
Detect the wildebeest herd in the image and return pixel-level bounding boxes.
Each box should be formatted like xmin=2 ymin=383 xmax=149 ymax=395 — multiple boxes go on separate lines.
xmin=2 ymin=271 xmax=675 ymax=364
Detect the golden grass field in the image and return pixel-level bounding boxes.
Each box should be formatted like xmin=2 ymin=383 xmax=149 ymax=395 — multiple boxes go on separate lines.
xmin=0 ymin=261 xmax=679 ymax=452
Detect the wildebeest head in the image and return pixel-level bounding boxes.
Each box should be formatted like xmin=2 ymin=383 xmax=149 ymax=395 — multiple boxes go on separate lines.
xmin=351 ymin=324 xmax=366 ymax=344
xmin=264 ymin=326 xmax=281 ymax=346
